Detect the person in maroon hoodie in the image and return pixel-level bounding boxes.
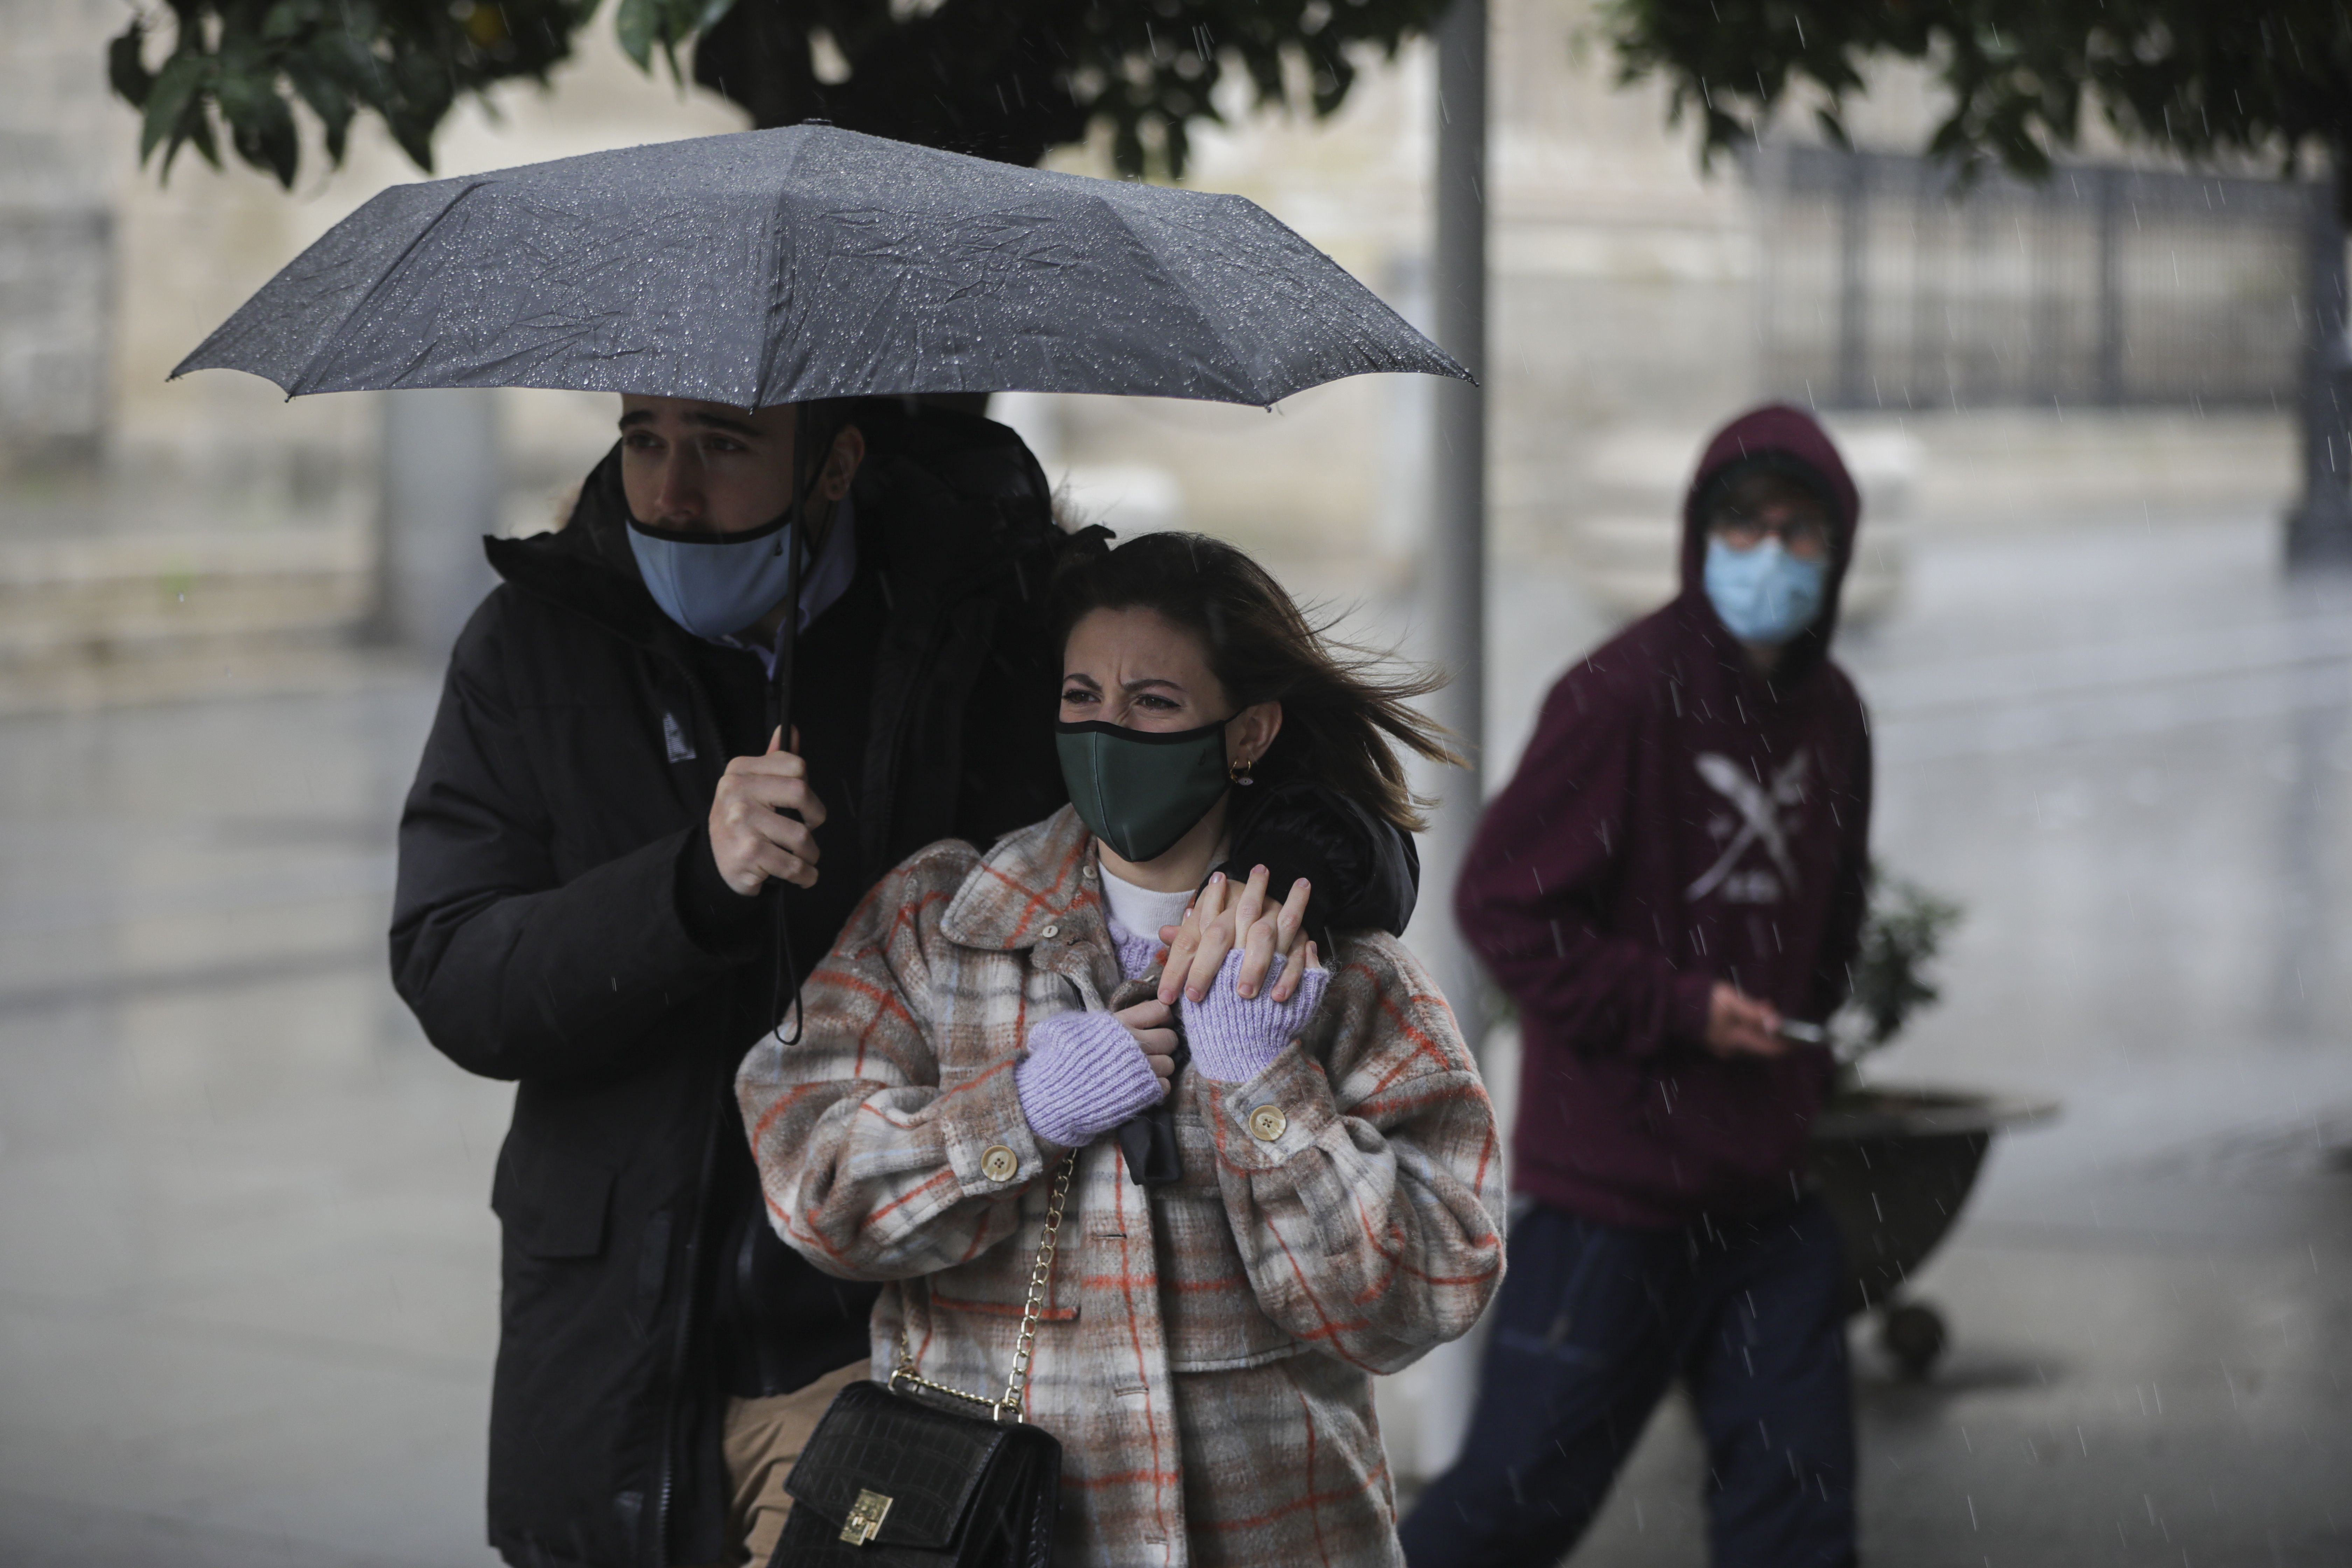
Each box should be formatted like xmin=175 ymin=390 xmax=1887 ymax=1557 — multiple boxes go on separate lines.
xmin=1400 ymin=405 xmax=1871 ymax=1568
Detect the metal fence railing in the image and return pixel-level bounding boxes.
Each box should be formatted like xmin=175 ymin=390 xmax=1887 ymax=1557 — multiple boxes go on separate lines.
xmin=1751 ymin=143 xmax=2320 ymax=412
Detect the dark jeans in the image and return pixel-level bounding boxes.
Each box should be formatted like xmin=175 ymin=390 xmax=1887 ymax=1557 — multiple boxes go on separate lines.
xmin=1399 ymin=1197 xmax=1856 ymax=1568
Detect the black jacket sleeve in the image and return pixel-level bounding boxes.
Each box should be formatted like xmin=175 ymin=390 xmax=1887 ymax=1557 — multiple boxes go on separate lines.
xmin=1220 ymin=779 xmax=1420 ymax=948
xmin=389 ymin=597 xmax=742 ymax=1084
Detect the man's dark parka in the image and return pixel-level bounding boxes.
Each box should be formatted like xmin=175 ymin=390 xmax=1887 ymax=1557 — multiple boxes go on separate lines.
xmin=391 ymin=407 xmax=1076 ymax=1568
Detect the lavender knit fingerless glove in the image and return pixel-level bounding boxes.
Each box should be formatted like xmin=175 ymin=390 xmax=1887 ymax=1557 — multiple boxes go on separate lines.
xmin=1015 ymin=1011 xmax=1165 ymax=1148
xmin=1107 ymin=920 xmax=1163 ymax=981
xmin=1182 ymin=952 xmax=1330 ymax=1083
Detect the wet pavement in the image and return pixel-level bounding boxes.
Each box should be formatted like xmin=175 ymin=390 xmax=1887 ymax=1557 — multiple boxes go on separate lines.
xmin=1 ymin=505 xmax=2347 ymax=1566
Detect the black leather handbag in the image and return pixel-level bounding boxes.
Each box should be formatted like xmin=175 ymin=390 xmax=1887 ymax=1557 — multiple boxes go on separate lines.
xmin=770 ymin=1155 xmax=1073 ymax=1567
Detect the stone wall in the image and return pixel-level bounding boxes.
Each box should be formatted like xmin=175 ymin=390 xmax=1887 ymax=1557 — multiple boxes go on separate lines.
xmin=0 ymin=0 xmax=120 ymax=470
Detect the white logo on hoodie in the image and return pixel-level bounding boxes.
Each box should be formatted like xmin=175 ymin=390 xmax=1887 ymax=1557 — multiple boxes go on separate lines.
xmin=1687 ymin=749 xmax=1808 ymax=904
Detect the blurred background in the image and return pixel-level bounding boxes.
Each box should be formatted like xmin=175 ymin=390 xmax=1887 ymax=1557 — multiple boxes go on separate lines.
xmin=2 ymin=0 xmax=2346 ymax=1563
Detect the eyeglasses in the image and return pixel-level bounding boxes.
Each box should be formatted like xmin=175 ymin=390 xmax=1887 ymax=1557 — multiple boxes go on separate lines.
xmin=1709 ymin=511 xmax=1833 ymax=560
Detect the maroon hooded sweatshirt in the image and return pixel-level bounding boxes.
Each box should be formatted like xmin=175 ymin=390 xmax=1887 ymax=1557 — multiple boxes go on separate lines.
xmin=1458 ymin=405 xmax=1872 ymax=1230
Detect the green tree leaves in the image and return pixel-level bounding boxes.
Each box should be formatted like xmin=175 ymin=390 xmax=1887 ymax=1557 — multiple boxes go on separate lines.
xmin=111 ymin=0 xmax=1457 ymax=188
xmin=108 ymin=1 xmax=589 ymax=187
xmin=136 ymin=46 xmax=223 ymax=175
xmin=682 ymin=0 xmax=1452 ymax=180
xmin=1604 ymin=0 xmax=2352 ymax=218
xmin=614 ymin=0 xmax=740 ymax=74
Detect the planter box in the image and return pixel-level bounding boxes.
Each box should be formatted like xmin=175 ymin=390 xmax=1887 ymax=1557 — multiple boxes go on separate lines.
xmin=1806 ymin=1086 xmax=2057 ymax=1375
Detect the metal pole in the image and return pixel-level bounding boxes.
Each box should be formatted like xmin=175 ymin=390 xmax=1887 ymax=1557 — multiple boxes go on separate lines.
xmin=1424 ymin=0 xmax=1487 ymax=1063
xmin=374 ymin=388 xmax=502 ymax=655
xmin=2094 ymin=167 xmax=2123 ymax=406
xmin=2287 ymin=148 xmax=2352 ymax=568
xmin=1399 ymin=0 xmax=1488 ymax=1485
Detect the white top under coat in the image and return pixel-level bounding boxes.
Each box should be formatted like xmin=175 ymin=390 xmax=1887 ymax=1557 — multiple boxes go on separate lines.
xmin=1098 ymin=866 xmax=1193 ymax=945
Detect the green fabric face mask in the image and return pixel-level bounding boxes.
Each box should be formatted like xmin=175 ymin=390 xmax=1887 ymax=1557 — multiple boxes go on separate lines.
xmin=1055 ymin=719 xmax=1231 ymax=864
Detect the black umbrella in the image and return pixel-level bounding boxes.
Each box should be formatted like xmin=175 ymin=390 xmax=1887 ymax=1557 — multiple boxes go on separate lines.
xmin=173 ymin=124 xmax=1466 ymax=405
xmin=179 ymin=124 xmax=1465 ymax=1047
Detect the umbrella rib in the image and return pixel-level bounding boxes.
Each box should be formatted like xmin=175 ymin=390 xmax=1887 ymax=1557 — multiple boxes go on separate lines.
xmin=753 ymin=135 xmax=815 ymax=409
xmin=286 ymin=180 xmax=485 ymax=396
xmin=1097 ymin=194 xmax=1267 ymax=404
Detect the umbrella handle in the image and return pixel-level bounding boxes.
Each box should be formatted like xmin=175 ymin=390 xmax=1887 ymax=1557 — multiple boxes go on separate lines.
xmin=768 ymin=524 xmax=801 ymax=759
xmin=765 ymin=407 xmax=811 ymax=1045
xmin=766 ymin=538 xmax=804 ymax=1043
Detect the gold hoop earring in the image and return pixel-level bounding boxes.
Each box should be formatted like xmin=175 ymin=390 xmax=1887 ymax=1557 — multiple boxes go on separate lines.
xmin=1228 ymin=755 xmax=1255 ymax=786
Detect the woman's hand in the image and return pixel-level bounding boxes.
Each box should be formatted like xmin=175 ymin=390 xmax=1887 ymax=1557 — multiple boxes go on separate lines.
xmin=1115 ymin=997 xmax=1181 ymax=1083
xmin=1015 ymin=1004 xmax=1174 ymax=1149
xmin=1157 ymin=864 xmax=1318 ymax=1007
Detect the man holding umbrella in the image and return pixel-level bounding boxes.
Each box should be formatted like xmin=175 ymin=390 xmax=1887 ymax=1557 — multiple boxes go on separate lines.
xmin=391 ymin=389 xmax=1084 ymax=1567
xmin=177 ymin=125 xmax=1465 ymax=1567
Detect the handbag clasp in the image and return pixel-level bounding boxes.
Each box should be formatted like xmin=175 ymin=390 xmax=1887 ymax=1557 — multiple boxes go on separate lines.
xmin=839 ymin=1489 xmax=893 ymax=1547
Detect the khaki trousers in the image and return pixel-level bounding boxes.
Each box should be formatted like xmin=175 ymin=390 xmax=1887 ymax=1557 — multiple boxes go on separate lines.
xmin=681 ymin=1359 xmax=867 ymax=1568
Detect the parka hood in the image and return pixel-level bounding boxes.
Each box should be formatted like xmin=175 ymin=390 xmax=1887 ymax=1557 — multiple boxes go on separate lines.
xmin=1677 ymin=403 xmax=1862 ymax=687
xmin=484 ymin=447 xmax=672 ymax=648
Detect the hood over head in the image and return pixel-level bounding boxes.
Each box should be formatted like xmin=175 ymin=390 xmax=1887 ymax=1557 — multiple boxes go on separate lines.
xmin=1678 ymin=403 xmax=1861 ymax=686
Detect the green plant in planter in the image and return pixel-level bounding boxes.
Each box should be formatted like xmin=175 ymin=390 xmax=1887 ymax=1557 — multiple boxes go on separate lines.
xmin=1832 ymin=862 xmax=1962 ymax=1093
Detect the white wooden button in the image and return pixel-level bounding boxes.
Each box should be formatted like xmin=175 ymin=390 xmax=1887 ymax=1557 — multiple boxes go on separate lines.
xmin=1248 ymin=1105 xmax=1288 ymax=1142
xmin=1040 ymin=924 xmax=1059 ymax=939
xmin=981 ymin=1145 xmax=1019 ymax=1182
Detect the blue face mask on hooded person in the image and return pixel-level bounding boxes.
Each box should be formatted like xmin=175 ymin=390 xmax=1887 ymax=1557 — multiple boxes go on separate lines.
xmin=1703 ymin=537 xmax=1827 ymax=645
xmin=626 ymin=511 xmax=799 ymax=639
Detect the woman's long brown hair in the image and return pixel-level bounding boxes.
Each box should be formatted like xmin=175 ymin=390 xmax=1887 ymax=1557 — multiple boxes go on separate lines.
xmin=1052 ymin=532 xmax=1464 ymax=833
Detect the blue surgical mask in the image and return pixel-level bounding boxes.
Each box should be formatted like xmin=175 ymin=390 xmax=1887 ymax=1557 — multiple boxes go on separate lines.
xmin=627 ymin=512 xmax=798 ymax=639
xmin=1704 ymin=537 xmax=1827 ymax=645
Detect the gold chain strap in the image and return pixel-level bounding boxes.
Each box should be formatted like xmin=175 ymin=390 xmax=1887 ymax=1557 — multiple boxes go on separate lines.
xmin=1000 ymin=1152 xmax=1074 ymax=1415
xmin=890 ymin=1150 xmax=1075 ymax=1425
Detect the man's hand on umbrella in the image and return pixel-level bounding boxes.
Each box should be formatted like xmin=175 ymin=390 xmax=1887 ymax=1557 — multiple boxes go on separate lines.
xmin=1704 ymin=982 xmax=1785 ymax=1058
xmin=711 ymin=728 xmax=825 ymax=894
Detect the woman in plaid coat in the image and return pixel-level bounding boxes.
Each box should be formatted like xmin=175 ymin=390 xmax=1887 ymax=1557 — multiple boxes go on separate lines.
xmin=737 ymin=533 xmax=1507 ymax=1566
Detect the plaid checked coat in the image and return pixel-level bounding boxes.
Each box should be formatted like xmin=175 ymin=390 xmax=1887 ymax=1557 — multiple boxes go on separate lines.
xmin=737 ymin=806 xmax=1507 ymax=1566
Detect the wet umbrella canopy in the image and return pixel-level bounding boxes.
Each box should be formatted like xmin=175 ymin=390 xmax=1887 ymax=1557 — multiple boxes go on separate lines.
xmin=173 ymin=124 xmax=1468 ymax=406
